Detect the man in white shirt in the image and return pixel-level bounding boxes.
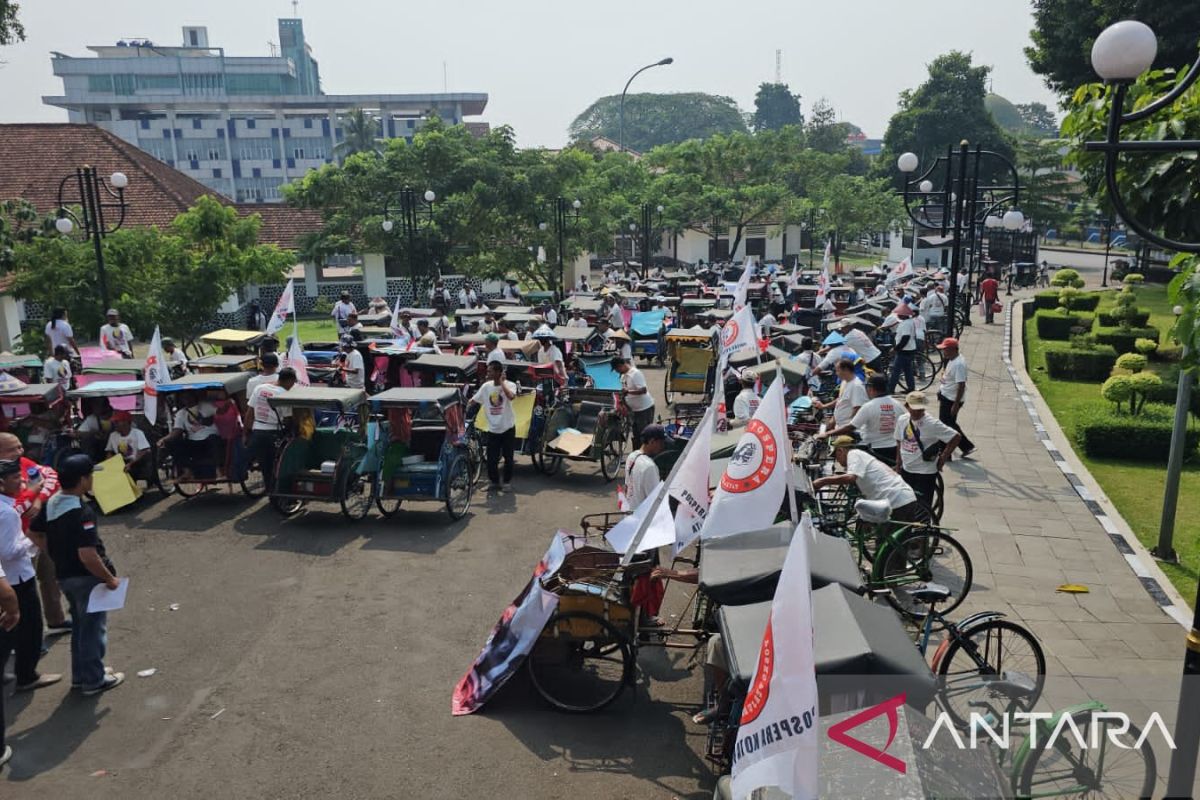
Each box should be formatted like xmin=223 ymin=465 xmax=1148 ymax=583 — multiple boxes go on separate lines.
xmin=613 ymin=357 xmax=655 ymax=448
xmin=606 ymin=298 xmax=625 ymax=330
xmin=608 ymin=329 xmax=634 ymax=361
xmin=467 ymin=287 xmax=479 ymax=308
xmin=815 ymin=360 xmax=867 ymax=427
xmin=482 ymin=334 xmax=506 ymax=370
xmin=496 ymin=320 xmax=518 ymax=341
xmin=44 ymin=310 xmax=78 ymax=357
xmin=887 ymin=308 xmax=920 ymax=395
xmin=920 ymin=286 xmax=947 ymax=333
xmin=759 ymin=306 xmax=779 ymax=332
xmin=339 ymin=338 xmax=366 ymax=389
xmin=935 ymin=337 xmax=975 ymax=457
xmin=243 ymin=368 xmax=297 ymax=493
xmin=812 ymin=437 xmax=927 ymax=523
xmin=467 ymin=360 xmax=519 ymax=494
xmin=331 ymin=292 xmax=357 ymax=335
xmin=458 ymin=287 xmax=470 ymax=310
xmin=0 ymin=458 xmax=62 ymax=694
xmin=540 ymin=301 xmax=559 ymax=327
xmin=894 ymin=391 xmax=960 ymax=519
xmin=478 ymin=312 xmax=498 ymax=334
xmin=158 ymin=391 xmax=221 ymax=479
xmin=104 ymin=411 xmax=152 ymax=483
xmin=247 ymin=353 xmax=279 ymax=400
xmin=731 ymin=373 xmax=760 ymax=427
xmin=624 ymin=425 xmax=669 ymax=510
xmin=534 ymin=330 xmax=567 ymax=385
xmin=501 ymin=279 xmax=521 ymax=301
xmin=818 ymin=375 xmax=899 ymax=463
xmin=43 ymin=346 xmax=72 ymax=391
xmin=567 ymin=308 xmax=589 ymax=328
xmin=839 ymin=325 xmax=881 ymax=370
xmin=99 ymin=309 xmax=134 ymax=358
xmin=161 ymin=338 xmax=189 ymax=377
xmin=814 ymin=333 xmax=856 ymax=375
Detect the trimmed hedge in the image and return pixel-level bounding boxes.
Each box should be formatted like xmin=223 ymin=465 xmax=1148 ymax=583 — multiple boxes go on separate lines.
xmin=1097 ymin=310 xmax=1151 ymax=327
xmin=1033 ymin=290 xmax=1060 ymax=310
xmin=1094 ymin=326 xmax=1160 ymax=354
xmin=1036 ymin=310 xmax=1095 ymax=340
xmin=1033 ymin=291 xmax=1100 ymax=311
xmin=1044 ymin=344 xmax=1118 ymax=381
xmin=1076 ymin=403 xmax=1200 ymax=462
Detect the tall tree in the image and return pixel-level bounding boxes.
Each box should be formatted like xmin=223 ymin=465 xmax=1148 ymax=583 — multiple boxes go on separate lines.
xmin=1026 ymin=0 xmax=1200 ymax=96
xmin=0 ymin=1 xmax=24 ymax=46
xmin=812 ymin=175 xmax=903 ymax=263
xmin=1016 ymin=102 xmax=1059 ymax=137
xmin=568 ymin=93 xmax=748 ymax=153
xmin=752 ymin=83 xmax=803 ymax=132
xmin=879 ymin=51 xmax=1015 ymax=187
xmin=335 ymin=108 xmax=381 ymax=161
xmin=1014 ymin=137 xmax=1077 ymax=235
xmin=805 ymin=98 xmax=853 ymax=154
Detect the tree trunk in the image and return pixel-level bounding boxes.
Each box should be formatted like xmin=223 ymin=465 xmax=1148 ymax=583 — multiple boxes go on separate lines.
xmin=729 ymin=224 xmax=745 ymax=263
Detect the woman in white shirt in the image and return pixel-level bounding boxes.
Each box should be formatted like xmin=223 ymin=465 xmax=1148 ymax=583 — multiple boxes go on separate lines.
xmin=44 ymin=308 xmax=79 ymax=356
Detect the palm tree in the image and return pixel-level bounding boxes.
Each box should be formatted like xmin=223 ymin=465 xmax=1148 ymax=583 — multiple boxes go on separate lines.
xmin=335 ymin=108 xmax=381 ymax=161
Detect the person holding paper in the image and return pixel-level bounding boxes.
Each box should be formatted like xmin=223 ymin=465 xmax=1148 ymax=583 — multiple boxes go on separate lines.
xmin=467 ymin=360 xmax=518 ymax=495
xmin=104 ymin=411 xmax=152 ymax=485
xmin=0 ymin=459 xmax=61 ymax=693
xmin=29 ymin=454 xmax=124 ymax=696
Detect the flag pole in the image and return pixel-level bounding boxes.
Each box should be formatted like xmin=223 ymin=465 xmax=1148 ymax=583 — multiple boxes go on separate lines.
xmin=779 ymin=364 xmax=800 ymax=525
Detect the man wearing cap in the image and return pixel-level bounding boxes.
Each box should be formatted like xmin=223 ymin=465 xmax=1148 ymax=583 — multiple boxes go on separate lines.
xmin=30 ymin=454 xmax=124 ymax=695
xmin=339 ymin=338 xmax=366 ymax=389
xmin=0 ymin=457 xmax=61 ymax=696
xmin=467 ymin=360 xmax=519 ymax=494
xmin=613 ymin=357 xmax=655 ymax=448
xmin=247 ymin=352 xmax=280 ymax=400
xmin=482 ymin=333 xmax=506 ymax=370
xmin=624 ymin=425 xmax=669 ymax=509
xmin=534 ymin=328 xmax=567 ymax=385
xmin=818 ymin=374 xmax=899 ymax=464
xmin=104 ymin=411 xmax=152 ymax=484
xmin=99 ymin=309 xmax=134 ymax=359
xmin=813 ymin=437 xmax=927 ymax=523
xmin=813 ymin=332 xmax=856 ymax=376
xmin=887 ymin=305 xmax=920 ymax=395
xmin=936 ymin=338 xmax=975 ymax=457
xmin=332 ymin=291 xmax=357 ymax=336
xmin=894 ymin=391 xmax=960 ymax=518
xmin=732 ymin=373 xmax=760 ymax=427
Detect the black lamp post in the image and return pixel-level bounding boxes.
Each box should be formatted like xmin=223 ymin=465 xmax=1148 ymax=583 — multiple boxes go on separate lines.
xmin=538 ymin=197 xmax=582 ymax=299
xmin=1100 ymin=212 xmax=1115 ymax=288
xmin=639 ymin=202 xmax=664 ymax=278
xmin=618 ymin=58 xmax=674 ymax=153
xmin=381 ymin=187 xmax=436 ymax=303
xmin=897 ymin=142 xmax=1023 ymax=334
xmin=1082 ymin=19 xmax=1200 ymax=797
xmin=55 ymin=166 xmax=131 ymax=313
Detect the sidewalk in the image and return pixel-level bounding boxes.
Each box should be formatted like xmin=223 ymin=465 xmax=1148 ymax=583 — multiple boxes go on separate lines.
xmin=939 ymin=301 xmax=1189 ymax=792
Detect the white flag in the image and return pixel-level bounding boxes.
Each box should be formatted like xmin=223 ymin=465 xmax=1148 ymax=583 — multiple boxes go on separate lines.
xmin=886 ymin=256 xmax=912 ymax=286
xmin=701 ymin=375 xmax=790 ymax=539
xmin=284 ymin=335 xmax=311 ymax=386
xmin=813 ymin=266 xmax=830 ymax=310
xmin=266 ymin=279 xmax=294 ymax=335
xmin=732 ymin=261 xmax=753 ymax=311
xmin=605 ymin=484 xmax=676 ymax=556
xmin=730 ymin=514 xmax=820 ymax=800
xmin=822 ymin=240 xmax=832 ymax=269
xmin=142 ymin=326 xmax=168 ymax=425
xmin=720 ymin=304 xmax=759 ymax=362
xmin=669 ymin=404 xmax=715 ymax=556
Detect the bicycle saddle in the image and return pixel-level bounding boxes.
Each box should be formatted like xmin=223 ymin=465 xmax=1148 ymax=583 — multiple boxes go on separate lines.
xmin=854 ymin=498 xmax=892 ymax=524
xmin=907 ymin=583 xmax=952 ymax=603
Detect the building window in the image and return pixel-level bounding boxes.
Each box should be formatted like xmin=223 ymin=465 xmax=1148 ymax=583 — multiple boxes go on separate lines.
xmin=293 ymin=147 xmax=304 ymax=159
xmin=184 ymin=148 xmax=199 ymax=162
xmin=213 ymin=168 xmax=222 ymax=178
xmin=88 ymin=75 xmax=114 ymax=93
xmin=208 ymin=148 xmax=221 ymax=160
xmin=112 ymin=74 xmax=135 ymax=96
xmin=136 ymin=74 xmax=181 ymax=92
xmin=246 ymin=118 xmax=256 ymax=129
xmin=304 ymin=118 xmax=313 ymax=129
xmin=192 ymin=118 xmax=202 ymax=129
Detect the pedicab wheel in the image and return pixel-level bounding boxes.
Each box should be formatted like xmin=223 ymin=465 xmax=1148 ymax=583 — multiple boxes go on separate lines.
xmin=534 ymin=450 xmax=562 ymax=476
xmin=375 ymin=495 xmax=402 ymax=518
xmin=876 ymin=528 xmax=973 ymax=620
xmin=599 ymin=426 xmax=625 ymax=482
xmin=270 ymin=495 xmax=304 ymax=516
xmin=445 ymin=457 xmax=472 ymax=520
xmin=240 ymin=465 xmax=266 ymax=498
xmin=153 ymin=452 xmax=176 ymax=496
xmin=931 ymin=473 xmax=945 ymax=523
xmin=526 ymin=611 xmax=633 ymax=713
xmin=663 ymin=372 xmax=675 ymax=407
xmin=338 ymin=470 xmax=372 ymax=521
xmin=174 ymin=476 xmax=203 ymax=498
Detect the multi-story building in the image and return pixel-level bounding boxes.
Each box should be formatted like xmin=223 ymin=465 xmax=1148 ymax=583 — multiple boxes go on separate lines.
xmin=43 ymin=18 xmax=488 ymax=203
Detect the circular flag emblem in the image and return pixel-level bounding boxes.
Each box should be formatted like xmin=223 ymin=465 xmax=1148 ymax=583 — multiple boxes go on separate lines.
xmin=722 ymin=319 xmax=739 ymax=347
xmin=721 ymin=419 xmax=778 ymax=493
xmin=740 ymin=614 xmax=774 ymax=724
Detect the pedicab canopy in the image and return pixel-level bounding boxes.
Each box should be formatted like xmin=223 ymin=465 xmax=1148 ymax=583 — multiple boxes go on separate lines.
xmin=157 ymin=371 xmax=253 ymax=395
xmin=67 ymin=380 xmax=146 ymax=400
xmin=371 ymin=387 xmax=461 ymax=410
xmin=630 ymin=309 xmax=668 ymax=336
xmin=265 ymin=386 xmax=367 ymax=412
xmin=79 ymin=362 xmax=146 ymax=377
xmin=188 ymin=354 xmax=259 ymax=373
xmin=0 ymin=354 xmax=44 ymax=372
xmin=548 ymin=326 xmax=595 ymax=345
xmin=0 ymin=383 xmax=63 ymax=404
xmin=719 ymin=583 xmax=938 ymax=713
xmin=199 ymin=329 xmax=277 ymax=351
xmin=408 ymin=354 xmax=479 ymax=381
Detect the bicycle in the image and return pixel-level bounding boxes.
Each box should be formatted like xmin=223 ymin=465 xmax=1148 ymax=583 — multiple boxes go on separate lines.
xmin=873 ymin=344 xmax=939 ymax=392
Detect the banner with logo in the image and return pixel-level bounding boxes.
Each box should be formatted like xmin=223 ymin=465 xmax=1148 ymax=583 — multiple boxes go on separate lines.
xmin=452 ymin=532 xmax=578 ymax=715
xmin=389 ymin=295 xmax=413 ymax=346
xmin=886 ymin=257 xmax=912 ymax=286
xmin=284 ymin=336 xmax=311 ymax=386
xmin=605 ymin=485 xmax=676 ymax=555
xmin=266 ymin=278 xmax=295 ymax=335
xmin=701 ymin=375 xmax=790 ymax=540
xmin=721 ymin=305 xmax=759 ymax=362
xmin=669 ymin=402 xmax=714 ymax=556
xmin=813 ymin=266 xmax=830 ymax=309
xmin=730 ymin=514 xmax=820 ymax=800
xmin=142 ymin=326 xmax=168 ymax=425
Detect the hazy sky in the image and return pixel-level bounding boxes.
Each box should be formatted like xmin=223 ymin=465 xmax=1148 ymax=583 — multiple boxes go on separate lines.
xmin=0 ymin=0 xmax=1060 ymax=146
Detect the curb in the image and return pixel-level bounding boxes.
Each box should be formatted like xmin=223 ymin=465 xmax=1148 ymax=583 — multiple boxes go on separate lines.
xmin=1002 ymin=299 xmax=1191 ymax=628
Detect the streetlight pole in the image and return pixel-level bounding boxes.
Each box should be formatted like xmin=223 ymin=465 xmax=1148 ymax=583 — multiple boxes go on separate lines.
xmin=540 ymin=198 xmax=582 ymax=299
xmin=618 ymin=58 xmax=674 ymax=153
xmin=55 ymin=166 xmax=131 ymax=313
xmin=1083 ymin=20 xmax=1200 ymax=797
xmin=1100 ymin=212 xmax=1114 ymax=287
xmin=381 ymin=187 xmax=436 ymax=303
xmin=639 ymin=202 xmax=663 ymax=279
xmin=808 ymin=207 xmax=816 ymax=269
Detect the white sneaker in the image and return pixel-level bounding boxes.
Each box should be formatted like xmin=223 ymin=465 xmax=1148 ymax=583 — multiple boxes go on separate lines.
xmin=81 ymin=672 xmax=125 ymax=696
xmin=0 ymin=745 xmax=12 ymax=768
xmin=501 ymin=482 xmax=512 ymax=494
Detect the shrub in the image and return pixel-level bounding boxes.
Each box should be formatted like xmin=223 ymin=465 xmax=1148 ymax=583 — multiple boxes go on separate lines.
xmin=1076 ymin=403 xmax=1200 ymax=462
xmin=1101 ymin=375 xmax=1134 ymax=405
xmin=1103 ymin=371 xmax=1162 ymax=415
xmin=1070 ymin=332 xmax=1098 ymax=350
xmin=1114 ymin=353 xmax=1148 ymax=372
xmin=312 ymin=296 xmax=333 ymax=314
xmin=1044 ymin=344 xmax=1118 ymax=381
xmin=1098 ymin=310 xmax=1152 ymax=327
xmin=1051 ymin=268 xmax=1085 ymax=289
xmin=1094 ymin=326 xmax=1161 ymax=354
xmin=1135 ymin=338 xmax=1159 ymax=355
xmin=1123 ymin=273 xmax=1145 ymax=285
xmin=1034 ymin=290 xmax=1061 ymax=310
xmin=1036 ymin=310 xmax=1095 ymax=340
xmin=1156 ymin=343 xmax=1184 ymax=362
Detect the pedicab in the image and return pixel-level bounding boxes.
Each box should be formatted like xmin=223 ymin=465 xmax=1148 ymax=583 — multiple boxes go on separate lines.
xmin=405 ymin=353 xmax=479 ymax=390
xmin=370 ymin=387 xmax=475 ymax=520
xmin=629 ymin=309 xmax=669 ymax=366
xmin=561 ymin=297 xmax=605 ymax=325
xmin=266 ymin=386 xmax=374 ymax=519
xmin=154 ymin=371 xmax=262 ymax=498
xmin=662 ymin=327 xmax=718 ymax=406
xmin=0 ymin=354 xmax=46 ymax=384
xmin=193 ymin=328 xmax=278 ymax=358
xmin=0 ymin=382 xmax=66 ymax=461
xmin=188 ymin=354 xmax=259 ymax=374
xmin=535 ymin=386 xmax=628 ymax=481
xmin=678 ymin=298 xmax=717 ymax=327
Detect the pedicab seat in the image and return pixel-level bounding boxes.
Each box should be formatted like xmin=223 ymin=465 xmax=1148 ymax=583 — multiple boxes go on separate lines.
xmin=574 ymin=401 xmax=608 ymax=436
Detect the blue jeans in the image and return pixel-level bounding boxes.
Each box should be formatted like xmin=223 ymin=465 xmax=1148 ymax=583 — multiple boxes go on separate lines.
xmin=889 ymin=351 xmax=916 ymax=395
xmin=59 ymin=575 xmax=108 ymax=690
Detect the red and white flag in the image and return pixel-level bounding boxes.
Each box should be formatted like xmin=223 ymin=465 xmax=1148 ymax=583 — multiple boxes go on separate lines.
xmin=821 ymin=240 xmax=832 ymax=269
xmin=266 ymin=278 xmax=295 ymax=335
xmin=701 ymin=375 xmax=790 ymax=540
xmin=142 ymin=326 xmax=168 ymax=425
xmin=886 ymin=256 xmax=912 ymax=286
xmin=284 ymin=335 xmax=311 ymax=386
xmin=730 ymin=513 xmax=820 ymax=799
xmin=720 ymin=304 xmax=759 ymax=362
xmin=732 ymin=260 xmax=753 ymax=311
xmin=813 ymin=266 xmax=830 ymax=309
xmin=668 ymin=403 xmax=715 ymax=556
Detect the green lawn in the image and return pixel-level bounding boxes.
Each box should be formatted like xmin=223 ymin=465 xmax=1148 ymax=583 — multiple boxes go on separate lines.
xmin=293 ymin=318 xmax=340 ymax=343
xmin=1024 ymin=284 xmax=1199 ymax=602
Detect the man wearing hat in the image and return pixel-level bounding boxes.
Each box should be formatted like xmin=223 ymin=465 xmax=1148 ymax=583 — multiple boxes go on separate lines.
xmin=935 ymin=338 xmax=975 ymax=457
xmin=0 ymin=458 xmax=62 ymax=698
xmin=607 ymin=328 xmax=633 ymax=361
xmin=625 ymin=425 xmax=670 ymax=509
xmin=731 ymin=373 xmax=760 ymax=427
xmin=894 ymin=391 xmax=960 ymax=519
xmin=887 ymin=304 xmax=920 ymax=395
xmin=533 ymin=327 xmax=567 ymax=385
xmin=29 ymin=454 xmax=125 ymax=696
xmin=501 ymin=278 xmax=521 ymax=302
xmin=104 ymin=411 xmax=152 ymax=484
xmin=812 ymin=437 xmax=927 ymax=523
xmin=613 ymin=357 xmax=655 ymax=448
xmin=482 ymin=333 xmax=506 ymax=368
xmin=99 ymin=309 xmax=134 ymax=359
xmin=813 ymin=331 xmax=855 ymax=376
xmin=161 ymin=337 xmax=189 ymax=377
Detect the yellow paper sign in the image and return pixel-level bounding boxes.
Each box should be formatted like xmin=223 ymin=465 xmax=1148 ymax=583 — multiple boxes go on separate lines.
xmin=474 ymin=391 xmax=536 ymax=439
xmin=92 ymin=454 xmax=142 ymax=514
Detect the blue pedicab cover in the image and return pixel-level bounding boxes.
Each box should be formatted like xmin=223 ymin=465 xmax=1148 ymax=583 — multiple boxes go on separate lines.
xmin=630 ymin=309 xmax=667 ymax=337
xmin=580 ymin=358 xmax=622 ymax=391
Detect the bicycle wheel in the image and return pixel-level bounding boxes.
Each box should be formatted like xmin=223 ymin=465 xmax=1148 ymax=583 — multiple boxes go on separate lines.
xmin=375 ymin=494 xmax=402 ymax=518
xmin=153 ymin=449 xmax=176 ymax=496
xmin=663 ymin=370 xmax=675 ymax=407
xmin=600 ymin=426 xmax=625 ymax=482
xmin=937 ymin=619 xmax=1046 ymax=728
xmin=270 ymin=495 xmax=304 ymax=516
xmin=912 ymin=352 xmax=938 ymax=392
xmin=875 ymin=529 xmax=973 ymax=619
xmin=931 ymin=472 xmax=945 ymax=524
xmin=338 ymin=469 xmax=372 ymax=521
xmin=1016 ymin=710 xmax=1156 ymax=799
xmin=445 ymin=457 xmax=472 ymax=520
xmin=526 ymin=611 xmax=633 ymax=713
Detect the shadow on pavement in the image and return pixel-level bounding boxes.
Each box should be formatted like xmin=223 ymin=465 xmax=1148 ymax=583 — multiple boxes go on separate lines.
xmin=4 ymin=695 xmax=108 ymax=781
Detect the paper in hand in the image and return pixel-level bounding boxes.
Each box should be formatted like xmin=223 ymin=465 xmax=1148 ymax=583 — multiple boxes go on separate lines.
xmin=88 ymin=577 xmax=129 ymax=613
